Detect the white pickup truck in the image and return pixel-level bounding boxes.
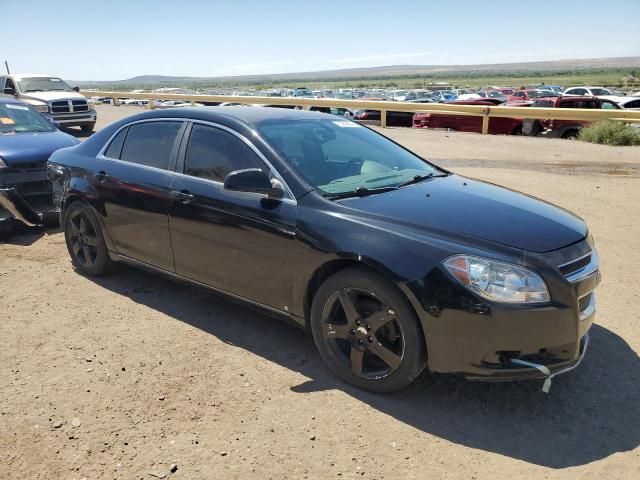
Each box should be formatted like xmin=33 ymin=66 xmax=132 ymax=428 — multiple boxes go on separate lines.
xmin=0 ymin=74 xmax=96 ymax=132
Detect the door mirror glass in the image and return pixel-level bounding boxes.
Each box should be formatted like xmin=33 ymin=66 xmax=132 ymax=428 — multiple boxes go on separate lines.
xmin=73 ymin=86 xmax=80 ymax=92
xmin=3 ymin=87 xmax=15 ymax=95
xmin=223 ymin=168 xmax=282 ymax=198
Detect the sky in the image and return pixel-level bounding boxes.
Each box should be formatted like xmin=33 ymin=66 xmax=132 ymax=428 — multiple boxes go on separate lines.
xmin=3 ymin=0 xmax=640 ymax=80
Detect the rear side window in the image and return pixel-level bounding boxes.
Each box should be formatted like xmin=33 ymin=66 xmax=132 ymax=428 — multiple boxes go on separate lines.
xmin=103 ymin=127 xmax=128 ymax=159
xmin=532 ymin=100 xmax=553 ymax=107
xmin=120 ymin=121 xmax=183 ymax=170
xmin=184 ymin=124 xmax=265 ymax=182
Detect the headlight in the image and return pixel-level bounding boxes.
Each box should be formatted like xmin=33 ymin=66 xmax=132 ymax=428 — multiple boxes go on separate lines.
xmin=32 ymin=103 xmax=49 ymax=113
xmin=443 ymin=255 xmax=550 ymax=304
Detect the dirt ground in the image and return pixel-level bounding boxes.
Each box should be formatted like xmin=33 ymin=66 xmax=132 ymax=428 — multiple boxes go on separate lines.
xmin=1 ymin=106 xmax=639 ymax=479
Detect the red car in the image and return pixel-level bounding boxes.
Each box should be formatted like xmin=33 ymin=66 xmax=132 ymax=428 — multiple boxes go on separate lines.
xmin=412 ymin=100 xmax=525 ymax=135
xmin=523 ymin=96 xmax=621 ymax=139
xmin=508 ymin=89 xmax=558 ymax=102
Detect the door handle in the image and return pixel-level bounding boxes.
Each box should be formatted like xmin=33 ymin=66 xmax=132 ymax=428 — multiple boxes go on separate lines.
xmin=170 ymin=190 xmax=195 ymax=204
xmin=96 ymin=171 xmax=108 ymax=182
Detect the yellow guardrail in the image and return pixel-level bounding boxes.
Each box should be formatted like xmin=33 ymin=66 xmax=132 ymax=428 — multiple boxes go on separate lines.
xmin=82 ymin=90 xmax=640 ymax=134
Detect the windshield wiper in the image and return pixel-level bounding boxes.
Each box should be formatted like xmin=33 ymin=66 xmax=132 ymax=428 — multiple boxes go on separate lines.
xmin=397 ymin=172 xmax=448 ymax=188
xmin=324 ymin=185 xmax=398 ymax=200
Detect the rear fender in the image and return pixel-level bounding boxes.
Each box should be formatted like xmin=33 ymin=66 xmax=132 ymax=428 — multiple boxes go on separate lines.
xmin=62 ymin=176 xmax=115 ymax=251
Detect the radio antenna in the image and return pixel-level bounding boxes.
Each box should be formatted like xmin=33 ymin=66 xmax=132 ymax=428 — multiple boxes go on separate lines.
xmin=4 ymin=61 xmax=10 ymax=74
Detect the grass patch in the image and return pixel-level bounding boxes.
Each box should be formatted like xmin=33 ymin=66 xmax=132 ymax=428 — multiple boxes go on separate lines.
xmin=578 ymin=120 xmax=640 ymax=146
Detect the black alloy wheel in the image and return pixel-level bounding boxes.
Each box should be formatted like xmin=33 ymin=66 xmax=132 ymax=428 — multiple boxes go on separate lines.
xmin=311 ymin=267 xmax=427 ymax=392
xmin=321 ymin=287 xmax=404 ymax=379
xmin=64 ymin=202 xmax=113 ymax=275
xmin=67 ymin=210 xmax=99 ymax=268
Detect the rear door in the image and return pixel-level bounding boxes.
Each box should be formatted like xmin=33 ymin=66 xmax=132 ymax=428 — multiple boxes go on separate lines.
xmin=168 ymin=122 xmax=297 ymax=310
xmin=96 ymin=119 xmax=186 ymax=271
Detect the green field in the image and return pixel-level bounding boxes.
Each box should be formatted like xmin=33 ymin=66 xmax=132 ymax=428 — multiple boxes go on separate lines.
xmin=94 ymin=67 xmax=640 ymax=92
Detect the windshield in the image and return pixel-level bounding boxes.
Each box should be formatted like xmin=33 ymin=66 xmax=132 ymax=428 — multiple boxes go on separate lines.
xmin=529 ymin=90 xmax=556 ymax=98
xmin=258 ymin=118 xmax=442 ymax=196
xmin=485 ymin=91 xmax=506 ymax=99
xmin=0 ymin=103 xmax=55 ymax=134
xmin=17 ymin=77 xmax=74 ymax=93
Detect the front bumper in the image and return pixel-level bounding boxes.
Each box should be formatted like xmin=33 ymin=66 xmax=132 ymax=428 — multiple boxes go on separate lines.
xmin=44 ymin=109 xmax=96 ymax=127
xmin=406 ymin=239 xmax=600 ymax=382
xmin=0 ymin=169 xmax=57 ymax=226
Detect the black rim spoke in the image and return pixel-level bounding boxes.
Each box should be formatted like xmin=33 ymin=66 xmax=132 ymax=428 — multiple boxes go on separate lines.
xmin=82 ymin=246 xmax=94 ymax=265
xmin=368 ymin=341 xmax=401 ymax=370
xmin=323 ymin=322 xmax=351 ymax=340
xmin=337 ymin=288 xmax=360 ymax=325
xmin=85 ymin=234 xmax=98 ymax=247
xmin=350 ymin=348 xmax=364 ymax=375
xmin=72 ymin=241 xmax=82 ymax=257
xmin=364 ymin=308 xmax=395 ymax=333
xmin=79 ymin=216 xmax=87 ymax=235
xmin=69 ymin=220 xmax=81 ymax=237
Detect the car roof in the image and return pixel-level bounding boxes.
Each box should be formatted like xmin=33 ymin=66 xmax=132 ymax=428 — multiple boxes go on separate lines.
xmin=136 ymin=106 xmax=334 ymax=125
xmin=8 ymin=73 xmax=62 ymax=80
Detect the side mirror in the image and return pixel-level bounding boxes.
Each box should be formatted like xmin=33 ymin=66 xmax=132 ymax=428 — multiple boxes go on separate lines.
xmin=223 ymin=168 xmax=283 ymax=199
xmin=3 ymin=87 xmax=15 ymax=95
xmin=47 ymin=117 xmax=61 ymax=129
xmin=73 ymin=86 xmax=80 ymax=92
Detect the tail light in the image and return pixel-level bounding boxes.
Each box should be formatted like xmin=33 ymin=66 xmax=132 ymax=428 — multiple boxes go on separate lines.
xmin=357 ymin=112 xmax=368 ymax=120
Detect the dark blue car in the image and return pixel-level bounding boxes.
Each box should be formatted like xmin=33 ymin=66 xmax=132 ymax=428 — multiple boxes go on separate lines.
xmin=0 ymin=97 xmax=79 ymax=234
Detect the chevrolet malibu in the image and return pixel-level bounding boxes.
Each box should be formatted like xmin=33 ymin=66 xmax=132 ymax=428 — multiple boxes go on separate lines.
xmin=44 ymin=107 xmax=599 ymax=393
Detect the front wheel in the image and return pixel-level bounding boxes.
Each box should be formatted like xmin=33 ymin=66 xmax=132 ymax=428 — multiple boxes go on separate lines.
xmin=310 ymin=267 xmax=427 ymax=393
xmin=63 ymin=201 xmax=113 ymax=275
xmin=81 ymin=123 xmax=95 ymax=133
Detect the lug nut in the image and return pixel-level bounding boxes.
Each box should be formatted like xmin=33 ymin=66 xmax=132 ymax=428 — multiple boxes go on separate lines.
xmin=366 ymin=324 xmax=371 ymax=330
xmin=350 ymin=329 xmax=355 ymax=335
xmin=368 ymin=337 xmax=373 ymax=342
xmin=356 ymin=320 xmax=360 ymax=325
xmin=358 ymin=339 xmax=363 ymax=344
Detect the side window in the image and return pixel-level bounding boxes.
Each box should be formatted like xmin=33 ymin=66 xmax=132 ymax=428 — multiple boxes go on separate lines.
xmin=4 ymin=78 xmax=16 ymax=92
xmin=120 ymin=121 xmax=183 ymax=170
xmin=0 ymin=77 xmax=5 ymax=90
xmin=514 ymin=91 xmax=524 ymax=97
xmin=184 ymin=124 xmax=265 ymax=183
xmin=627 ymin=100 xmax=640 ymax=109
xmin=103 ymin=127 xmax=128 ymax=159
xmin=600 ymin=101 xmax=618 ymax=110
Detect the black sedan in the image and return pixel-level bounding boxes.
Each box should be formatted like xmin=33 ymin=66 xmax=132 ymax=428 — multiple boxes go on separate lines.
xmin=43 ymin=107 xmax=599 ymax=392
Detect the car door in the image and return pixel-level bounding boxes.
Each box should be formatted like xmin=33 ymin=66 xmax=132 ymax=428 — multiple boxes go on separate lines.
xmin=96 ymin=119 xmax=186 ymax=271
xmin=168 ymin=122 xmax=297 ymax=311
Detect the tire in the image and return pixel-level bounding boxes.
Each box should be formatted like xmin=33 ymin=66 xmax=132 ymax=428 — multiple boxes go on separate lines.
xmin=81 ymin=123 xmax=95 ymax=133
xmin=310 ymin=267 xmax=427 ymax=393
xmin=562 ymin=130 xmax=579 ymax=140
xmin=511 ymin=125 xmax=523 ymax=136
xmin=63 ymin=201 xmax=113 ymax=275
xmin=522 ymin=119 xmax=541 ymax=136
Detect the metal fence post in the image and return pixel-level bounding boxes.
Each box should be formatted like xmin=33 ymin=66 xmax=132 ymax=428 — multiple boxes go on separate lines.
xmin=113 ymin=96 xmax=120 ymax=107
xmin=381 ymin=110 xmax=387 ymax=128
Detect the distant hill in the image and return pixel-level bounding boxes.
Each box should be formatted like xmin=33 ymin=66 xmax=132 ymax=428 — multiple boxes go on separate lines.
xmin=72 ymin=56 xmax=640 ymax=86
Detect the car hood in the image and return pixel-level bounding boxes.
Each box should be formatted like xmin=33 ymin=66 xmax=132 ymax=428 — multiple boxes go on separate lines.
xmin=19 ymin=91 xmax=87 ymax=103
xmin=338 ymin=175 xmax=587 ymax=253
xmin=0 ymin=130 xmax=79 ymax=169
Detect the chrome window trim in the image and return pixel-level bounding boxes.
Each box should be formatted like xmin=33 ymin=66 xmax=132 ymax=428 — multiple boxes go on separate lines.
xmin=96 ymin=117 xmax=296 ymax=203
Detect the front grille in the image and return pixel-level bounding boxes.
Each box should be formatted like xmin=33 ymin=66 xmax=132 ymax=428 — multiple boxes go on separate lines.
xmin=72 ymin=100 xmax=88 ymax=112
xmin=559 ymin=253 xmax=591 ymax=276
xmin=51 ymin=100 xmax=70 ymax=113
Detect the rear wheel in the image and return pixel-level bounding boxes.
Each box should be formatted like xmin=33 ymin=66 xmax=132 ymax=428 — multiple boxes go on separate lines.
xmin=63 ymin=202 xmax=113 ymax=275
xmin=562 ymin=130 xmax=579 ymax=140
xmin=310 ymin=267 xmax=427 ymax=393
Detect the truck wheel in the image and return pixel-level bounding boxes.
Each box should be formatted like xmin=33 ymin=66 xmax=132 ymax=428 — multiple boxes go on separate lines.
xmin=81 ymin=123 xmax=95 ymax=133
xmin=310 ymin=267 xmax=427 ymax=393
xmin=522 ymin=119 xmax=541 ymax=136
xmin=63 ymin=201 xmax=113 ymax=276
xmin=562 ymin=130 xmax=579 ymax=140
